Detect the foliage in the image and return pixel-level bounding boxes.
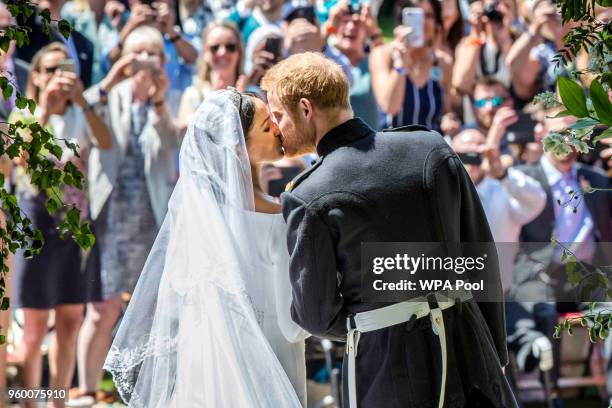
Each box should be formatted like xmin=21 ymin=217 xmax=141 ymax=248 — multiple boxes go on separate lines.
xmin=536 ymin=0 xmax=612 ymax=155
xmin=0 ymin=0 xmax=95 ymax=342
xmin=533 ymin=0 xmax=612 ymax=342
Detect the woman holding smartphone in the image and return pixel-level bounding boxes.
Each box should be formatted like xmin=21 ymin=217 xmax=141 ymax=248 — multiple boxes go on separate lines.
xmin=9 ymin=42 xmax=112 ymax=408
xmin=369 ymin=0 xmax=452 ymax=132
xmin=176 ymin=20 xmax=245 ymax=128
xmin=71 ymin=25 xmax=183 ymax=405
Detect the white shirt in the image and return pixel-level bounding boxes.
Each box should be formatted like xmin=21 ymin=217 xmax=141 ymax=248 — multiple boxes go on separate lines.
xmin=476 ymin=168 xmax=547 ymax=291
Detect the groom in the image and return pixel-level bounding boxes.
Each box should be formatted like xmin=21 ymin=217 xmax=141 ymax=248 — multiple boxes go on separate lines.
xmin=262 ymin=53 xmax=517 ymax=408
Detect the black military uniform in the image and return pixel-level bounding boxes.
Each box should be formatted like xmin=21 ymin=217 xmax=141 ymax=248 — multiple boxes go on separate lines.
xmin=281 ymin=118 xmax=518 ymax=407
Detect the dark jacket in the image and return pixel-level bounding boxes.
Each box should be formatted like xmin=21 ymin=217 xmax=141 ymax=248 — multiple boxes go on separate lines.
xmin=281 ymin=118 xmax=517 ymax=408
xmin=511 ymin=161 xmax=611 ymax=301
xmin=517 ymin=161 xmax=612 ymax=244
xmin=15 ymin=10 xmax=94 ymax=88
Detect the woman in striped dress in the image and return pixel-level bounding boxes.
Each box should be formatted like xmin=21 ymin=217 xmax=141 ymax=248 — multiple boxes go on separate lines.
xmin=370 ymin=0 xmax=452 ymax=132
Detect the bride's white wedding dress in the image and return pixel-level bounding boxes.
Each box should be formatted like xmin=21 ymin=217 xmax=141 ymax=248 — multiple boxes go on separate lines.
xmin=246 ymin=211 xmax=308 ymax=404
xmin=104 ymin=90 xmax=308 ymax=407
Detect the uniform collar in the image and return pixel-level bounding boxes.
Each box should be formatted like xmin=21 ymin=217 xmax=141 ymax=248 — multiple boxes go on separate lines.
xmin=316 ymin=118 xmax=374 ymax=157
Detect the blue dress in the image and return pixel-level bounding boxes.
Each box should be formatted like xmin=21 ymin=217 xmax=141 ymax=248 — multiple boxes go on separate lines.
xmin=389 ymin=66 xmax=444 ymax=132
xmin=93 ymin=104 xmax=158 ymax=300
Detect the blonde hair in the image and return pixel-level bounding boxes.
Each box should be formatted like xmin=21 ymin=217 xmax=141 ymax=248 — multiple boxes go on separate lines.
xmin=26 ymin=42 xmax=69 ymax=102
xmin=122 ymin=26 xmax=166 ymax=59
xmin=197 ymin=20 xmax=244 ymax=88
xmin=261 ymin=52 xmax=351 ymax=112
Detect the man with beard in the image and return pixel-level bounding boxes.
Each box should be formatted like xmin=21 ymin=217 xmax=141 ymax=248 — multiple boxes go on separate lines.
xmin=262 ymin=52 xmax=518 ymax=408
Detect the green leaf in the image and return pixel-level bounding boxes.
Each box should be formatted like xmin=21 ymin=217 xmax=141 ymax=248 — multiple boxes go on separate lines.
xmin=39 ymin=8 xmax=51 ymax=22
xmin=57 ymin=20 xmax=72 ymax=40
xmin=567 ymin=137 xmax=591 ymax=153
xmin=24 ymin=6 xmax=34 ymax=18
xmin=558 ymin=76 xmax=589 ymax=118
xmin=31 ymin=230 xmax=44 ymax=250
xmin=45 ymin=198 xmax=58 ymax=215
xmin=590 ymin=79 xmax=612 ymax=125
xmin=591 ymin=127 xmax=612 ymax=144
xmin=0 ymin=37 xmax=10 ymax=53
xmin=14 ymin=95 xmax=26 ymax=110
xmin=5 ymin=143 xmax=19 ymax=159
xmin=2 ymin=83 xmax=12 ymax=100
xmin=569 ymin=117 xmax=599 ymax=129
xmin=14 ymin=30 xmax=24 ymax=48
xmin=0 ymin=297 xmax=8 ymax=311
xmin=66 ymin=207 xmax=80 ymax=228
xmin=49 ymin=144 xmax=63 ymax=160
xmin=6 ymin=4 xmax=19 ymax=16
xmin=567 ymin=261 xmax=583 ymax=285
xmin=27 ymin=99 xmax=36 ymax=115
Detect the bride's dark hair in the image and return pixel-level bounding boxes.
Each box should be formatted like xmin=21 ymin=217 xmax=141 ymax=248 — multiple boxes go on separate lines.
xmin=227 ymin=88 xmax=260 ymax=139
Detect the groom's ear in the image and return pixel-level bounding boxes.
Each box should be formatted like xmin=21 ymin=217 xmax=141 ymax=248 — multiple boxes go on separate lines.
xmin=299 ymin=98 xmax=313 ymax=122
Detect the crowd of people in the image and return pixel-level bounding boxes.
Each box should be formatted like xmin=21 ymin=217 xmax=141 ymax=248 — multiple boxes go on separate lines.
xmin=0 ymin=0 xmax=609 ymax=406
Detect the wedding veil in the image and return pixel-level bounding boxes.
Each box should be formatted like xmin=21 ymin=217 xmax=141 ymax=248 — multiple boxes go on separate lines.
xmin=104 ymin=90 xmax=303 ymax=407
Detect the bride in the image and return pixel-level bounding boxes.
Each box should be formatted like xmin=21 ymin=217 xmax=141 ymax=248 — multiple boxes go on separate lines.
xmin=104 ymin=89 xmax=309 ymax=407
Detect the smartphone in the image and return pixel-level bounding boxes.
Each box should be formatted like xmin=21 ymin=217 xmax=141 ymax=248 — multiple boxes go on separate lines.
xmin=457 ymin=152 xmax=483 ymax=166
xmin=267 ymin=167 xmax=303 ymax=197
xmin=131 ymin=55 xmax=161 ymax=74
xmin=58 ymin=59 xmax=76 ymax=73
xmin=264 ymin=37 xmax=283 ymax=60
xmin=402 ymin=8 xmax=424 ymax=48
xmin=506 ymin=111 xmax=536 ymax=145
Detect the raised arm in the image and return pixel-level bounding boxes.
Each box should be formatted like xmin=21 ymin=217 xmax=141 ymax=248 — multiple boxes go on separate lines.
xmin=150 ymin=72 xmax=185 ymax=150
xmin=369 ymin=29 xmax=411 ymax=116
xmin=158 ymin=2 xmax=197 ymax=65
xmin=451 ymin=2 xmax=486 ymax=95
xmin=66 ymin=74 xmax=113 ymax=150
xmin=505 ymin=4 xmax=556 ymax=100
xmin=503 ymin=168 xmax=547 ymax=225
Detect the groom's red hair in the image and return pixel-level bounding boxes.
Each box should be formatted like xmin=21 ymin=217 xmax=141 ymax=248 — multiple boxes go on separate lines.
xmin=261 ymin=52 xmax=351 ymax=113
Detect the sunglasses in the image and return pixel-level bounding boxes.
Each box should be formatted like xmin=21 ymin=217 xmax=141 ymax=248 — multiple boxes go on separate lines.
xmin=208 ymin=43 xmax=238 ymax=54
xmin=473 ymin=96 xmax=505 ymax=109
xmin=41 ymin=65 xmax=61 ymax=74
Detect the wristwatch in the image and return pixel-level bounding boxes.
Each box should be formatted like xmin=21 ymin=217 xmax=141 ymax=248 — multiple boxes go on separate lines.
xmin=168 ymin=31 xmax=181 ymax=43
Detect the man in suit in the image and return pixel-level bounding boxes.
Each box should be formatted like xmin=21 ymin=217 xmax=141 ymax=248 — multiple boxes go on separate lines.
xmin=262 ymin=52 xmax=517 ymax=408
xmin=513 ymin=113 xmax=612 ymax=297
xmin=15 ymin=0 xmax=94 ymax=88
xmin=509 ymin=112 xmax=611 ymax=405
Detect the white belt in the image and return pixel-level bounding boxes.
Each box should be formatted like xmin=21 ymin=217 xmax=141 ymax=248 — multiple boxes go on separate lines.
xmin=345 ymin=290 xmax=473 ymax=408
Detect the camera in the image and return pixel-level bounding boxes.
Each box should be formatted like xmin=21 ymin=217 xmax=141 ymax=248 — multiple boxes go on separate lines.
xmin=483 ymin=3 xmax=504 ymax=23
xmin=348 ymin=0 xmax=362 ymax=15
